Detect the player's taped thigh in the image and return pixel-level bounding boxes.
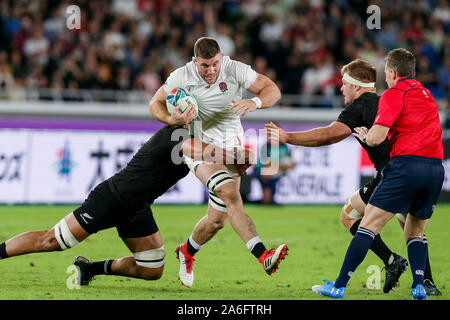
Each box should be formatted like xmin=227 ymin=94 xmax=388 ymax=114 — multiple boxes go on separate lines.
xmin=134 ymin=246 xmax=166 ymax=268
xmin=343 ymin=197 xmax=363 ymax=219
xmin=206 ymin=170 xmax=234 ymax=213
xmin=396 ymin=213 xmax=407 ymax=223
xmin=209 ymin=191 xmax=227 ymax=213
xmin=53 ymin=218 xmax=79 ymax=250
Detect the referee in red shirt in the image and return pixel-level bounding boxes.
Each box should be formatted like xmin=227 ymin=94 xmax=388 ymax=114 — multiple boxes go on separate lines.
xmin=312 ymin=48 xmax=444 ymax=300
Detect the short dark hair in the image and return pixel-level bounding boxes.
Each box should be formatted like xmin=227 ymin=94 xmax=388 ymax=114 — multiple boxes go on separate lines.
xmin=385 ymin=48 xmax=416 ymax=78
xmin=341 ymin=59 xmax=377 ymax=83
xmin=194 ymin=37 xmax=221 ymax=59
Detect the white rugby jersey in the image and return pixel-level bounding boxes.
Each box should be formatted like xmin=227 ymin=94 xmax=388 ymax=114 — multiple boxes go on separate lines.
xmin=163 ymin=56 xmax=258 ymax=148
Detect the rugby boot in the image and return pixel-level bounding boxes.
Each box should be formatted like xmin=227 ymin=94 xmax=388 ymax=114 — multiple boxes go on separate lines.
xmin=424 ymin=279 xmax=442 ymax=296
xmin=258 ymin=244 xmax=288 ymax=275
xmin=176 ymin=243 xmax=194 ymax=287
xmin=383 ymin=253 xmax=409 ymax=293
xmin=411 ymin=284 xmax=428 ymax=300
xmin=312 ymin=280 xmax=346 ymax=299
xmin=73 ymin=256 xmax=96 ymax=286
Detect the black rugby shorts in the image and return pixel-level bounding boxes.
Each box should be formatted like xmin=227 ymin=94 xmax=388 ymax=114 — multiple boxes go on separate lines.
xmin=73 ymin=180 xmax=159 ymax=238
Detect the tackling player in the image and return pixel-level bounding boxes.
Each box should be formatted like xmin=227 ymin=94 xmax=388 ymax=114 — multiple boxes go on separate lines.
xmin=312 ymin=48 xmax=444 ymax=300
xmin=0 ymin=122 xmax=251 ymax=286
xmin=266 ymin=59 xmax=441 ymax=295
xmin=149 ymin=37 xmax=288 ymax=287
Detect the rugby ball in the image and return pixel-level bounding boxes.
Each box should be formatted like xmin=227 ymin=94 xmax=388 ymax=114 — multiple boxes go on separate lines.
xmin=166 ymin=87 xmax=198 ymax=116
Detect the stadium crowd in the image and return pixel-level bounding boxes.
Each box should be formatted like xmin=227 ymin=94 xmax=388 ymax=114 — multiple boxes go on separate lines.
xmin=0 ymin=0 xmax=448 ymax=108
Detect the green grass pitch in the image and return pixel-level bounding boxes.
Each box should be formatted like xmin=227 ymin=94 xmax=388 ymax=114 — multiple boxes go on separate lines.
xmin=0 ymin=204 xmax=448 ymax=300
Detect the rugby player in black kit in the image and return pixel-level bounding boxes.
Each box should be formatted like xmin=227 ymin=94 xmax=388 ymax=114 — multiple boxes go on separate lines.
xmin=265 ymin=59 xmax=440 ymax=295
xmin=0 ymin=124 xmax=252 ymax=286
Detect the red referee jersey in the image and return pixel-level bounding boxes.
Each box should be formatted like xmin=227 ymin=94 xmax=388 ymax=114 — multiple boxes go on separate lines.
xmin=374 ymin=78 xmax=443 ymax=159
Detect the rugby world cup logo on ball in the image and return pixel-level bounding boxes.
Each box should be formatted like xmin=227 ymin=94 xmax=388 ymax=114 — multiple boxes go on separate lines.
xmin=166 ymin=87 xmax=199 ymax=118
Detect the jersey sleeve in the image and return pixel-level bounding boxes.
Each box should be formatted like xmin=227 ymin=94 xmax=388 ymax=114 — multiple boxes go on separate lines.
xmin=336 ymin=103 xmax=361 ymax=131
xmin=163 ymin=68 xmax=184 ymax=93
xmin=232 ymin=59 xmax=258 ymax=89
xmin=374 ymin=89 xmax=404 ymax=128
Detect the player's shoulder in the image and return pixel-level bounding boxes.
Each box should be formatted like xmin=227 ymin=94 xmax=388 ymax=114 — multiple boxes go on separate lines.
xmin=384 ymin=78 xmax=420 ymax=95
xmin=352 ymin=92 xmax=379 ymax=107
xmin=381 ymin=85 xmax=406 ymax=101
xmin=168 ymin=61 xmax=203 ymax=84
xmin=222 ymin=56 xmax=250 ymax=74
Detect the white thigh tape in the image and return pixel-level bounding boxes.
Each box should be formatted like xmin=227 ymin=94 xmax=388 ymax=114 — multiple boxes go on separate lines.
xmin=208 ymin=192 xmax=227 ymax=213
xmin=206 ymin=170 xmax=234 ymax=193
xmin=54 ymin=218 xmax=79 ymax=250
xmin=343 ymin=197 xmax=363 ymax=219
xmin=396 ymin=213 xmax=407 ymax=223
xmin=134 ymin=247 xmax=166 ymax=268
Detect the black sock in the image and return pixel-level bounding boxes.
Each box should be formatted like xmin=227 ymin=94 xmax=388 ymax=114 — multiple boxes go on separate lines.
xmin=0 ymin=242 xmax=8 ymax=259
xmin=89 ymin=260 xmax=113 ymax=276
xmin=407 ymin=238 xmax=427 ymax=288
xmin=335 ymin=227 xmax=375 ymax=288
xmin=349 ymin=219 xmax=393 ymax=266
xmin=252 ymin=243 xmax=267 ymax=260
xmin=186 ymin=239 xmax=199 ymax=257
xmin=423 ymin=235 xmax=434 ymax=282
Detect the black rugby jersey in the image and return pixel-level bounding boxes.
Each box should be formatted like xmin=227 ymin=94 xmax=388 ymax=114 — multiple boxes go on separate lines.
xmin=108 ymin=125 xmax=190 ymax=208
xmin=336 ymin=92 xmax=390 ymax=171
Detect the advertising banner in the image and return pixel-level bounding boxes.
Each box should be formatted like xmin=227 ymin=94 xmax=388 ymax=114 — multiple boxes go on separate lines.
xmin=247 ymin=139 xmax=361 ymax=204
xmin=0 ymin=129 xmax=204 ymax=204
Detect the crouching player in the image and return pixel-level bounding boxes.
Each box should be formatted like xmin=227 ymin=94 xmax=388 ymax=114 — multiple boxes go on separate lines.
xmin=0 ymin=122 xmax=253 ymax=286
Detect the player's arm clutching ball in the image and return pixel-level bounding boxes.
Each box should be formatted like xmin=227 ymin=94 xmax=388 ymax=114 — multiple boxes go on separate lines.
xmin=181 ymin=139 xmax=255 ymax=176
xmin=149 ymin=87 xmax=196 ymax=125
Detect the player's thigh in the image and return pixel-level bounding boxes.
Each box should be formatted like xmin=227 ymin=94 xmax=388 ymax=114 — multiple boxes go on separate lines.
xmin=360 ymin=204 xmax=394 ymax=235
xmin=403 ymin=214 xmax=429 ymax=241
xmin=118 ymin=206 xmax=166 ymax=272
xmin=64 ymin=212 xmax=90 ymax=242
xmin=340 ymin=190 xmax=366 ymax=228
xmin=194 ymin=162 xmax=230 ymax=185
xmin=122 ymin=231 xmax=163 ymax=253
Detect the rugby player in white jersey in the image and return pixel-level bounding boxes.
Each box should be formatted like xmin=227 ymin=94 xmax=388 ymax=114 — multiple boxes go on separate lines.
xmin=149 ymin=37 xmax=288 ymax=287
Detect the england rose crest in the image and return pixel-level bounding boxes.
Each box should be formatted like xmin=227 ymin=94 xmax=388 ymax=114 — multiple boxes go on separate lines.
xmin=219 ymin=82 xmax=228 ymax=93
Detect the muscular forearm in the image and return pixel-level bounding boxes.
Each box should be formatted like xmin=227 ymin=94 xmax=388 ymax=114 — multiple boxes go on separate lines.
xmin=149 ymin=100 xmax=173 ymax=125
xmin=286 ymin=127 xmax=337 ymax=147
xmin=258 ymin=85 xmax=281 ymax=109
xmin=182 ymin=139 xmax=255 ymax=164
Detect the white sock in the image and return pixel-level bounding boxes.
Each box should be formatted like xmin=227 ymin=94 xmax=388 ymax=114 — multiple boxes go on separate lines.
xmin=189 ymin=234 xmax=203 ymax=250
xmin=246 ymin=236 xmax=262 ymax=251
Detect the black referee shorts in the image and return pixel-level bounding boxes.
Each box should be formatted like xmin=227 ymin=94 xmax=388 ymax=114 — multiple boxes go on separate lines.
xmin=72 ymin=181 xmax=159 ymax=238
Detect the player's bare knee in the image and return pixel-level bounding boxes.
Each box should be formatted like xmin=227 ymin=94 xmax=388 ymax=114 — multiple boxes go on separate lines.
xmin=136 ymin=265 xmax=164 ymax=280
xmin=215 ymin=183 xmax=239 ymax=205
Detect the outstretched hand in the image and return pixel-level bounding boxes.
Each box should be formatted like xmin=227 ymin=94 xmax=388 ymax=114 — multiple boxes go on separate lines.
xmin=265 ymin=122 xmax=288 ymax=144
